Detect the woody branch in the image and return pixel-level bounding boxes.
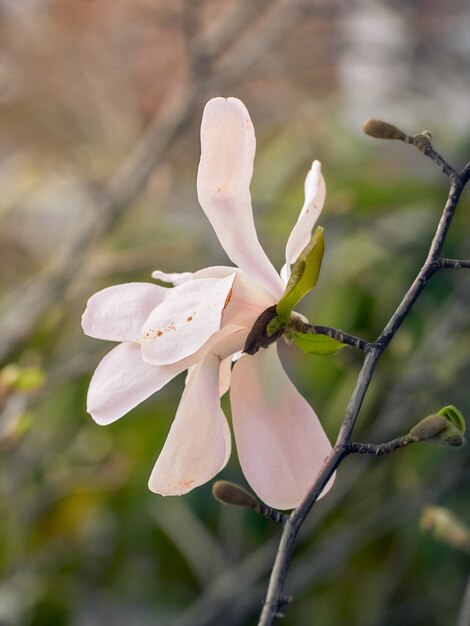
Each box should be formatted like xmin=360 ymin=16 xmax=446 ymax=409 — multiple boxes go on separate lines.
xmin=257 ymin=131 xmax=470 ymax=626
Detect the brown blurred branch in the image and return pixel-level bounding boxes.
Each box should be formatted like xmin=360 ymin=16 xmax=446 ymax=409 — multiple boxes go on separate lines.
xmin=0 ymin=84 xmax=197 ymax=363
xmin=0 ymin=0 xmax=294 ymax=365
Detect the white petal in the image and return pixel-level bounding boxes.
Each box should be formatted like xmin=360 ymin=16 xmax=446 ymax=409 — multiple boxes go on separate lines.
xmin=210 ymin=326 xmax=248 ymax=362
xmin=140 ymin=275 xmax=235 ymax=365
xmin=87 ymin=342 xmax=188 ymax=425
xmin=152 ymin=270 xmax=195 ymax=285
xmin=149 ymin=354 xmax=231 ymax=496
xmin=197 ymin=97 xmax=284 ymax=298
xmin=219 ymin=356 xmax=232 ymax=396
xmin=82 ymin=283 xmax=167 ymax=343
xmin=153 ymin=268 xmax=276 ymax=331
xmin=230 ymin=344 xmax=334 ymax=510
xmin=281 ymin=160 xmax=326 ymax=282
xmin=222 ymin=271 xmax=276 ymax=330
xmin=193 ymin=325 xmax=247 ymax=397
xmin=152 ymin=265 xmax=236 ymax=285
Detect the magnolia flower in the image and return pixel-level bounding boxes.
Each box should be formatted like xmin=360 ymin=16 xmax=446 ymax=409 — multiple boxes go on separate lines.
xmin=82 ymin=97 xmax=333 ymax=510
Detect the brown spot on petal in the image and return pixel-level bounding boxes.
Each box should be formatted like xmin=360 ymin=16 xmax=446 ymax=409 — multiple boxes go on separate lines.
xmin=156 ymin=331 xmax=163 ymax=337
xmin=187 ymin=316 xmax=193 ymax=322
xmin=177 ymin=479 xmax=195 ymax=489
xmin=223 ymin=287 xmax=233 ymax=312
xmin=216 ymin=186 xmax=222 ymax=193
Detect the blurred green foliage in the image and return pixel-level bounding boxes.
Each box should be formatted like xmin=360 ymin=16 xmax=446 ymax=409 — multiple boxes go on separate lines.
xmin=0 ymin=2 xmax=469 ymax=625
xmin=1 ymin=134 xmax=468 ymax=625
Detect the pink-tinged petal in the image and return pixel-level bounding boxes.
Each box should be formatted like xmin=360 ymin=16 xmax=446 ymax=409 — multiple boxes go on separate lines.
xmin=178 ymin=325 xmax=247 ymax=393
xmin=222 ymin=271 xmax=276 ymax=330
xmin=152 ymin=265 xmax=236 ymax=285
xmin=219 ymin=356 xmax=232 ymax=396
xmin=82 ymin=283 xmax=167 ymax=343
xmin=153 ymin=268 xmax=276 ymax=331
xmin=221 ymin=414 xmax=232 ymax=468
xmin=87 ymin=342 xmax=188 ymax=425
xmin=197 ymin=97 xmax=284 ymax=298
xmin=211 ymin=326 xmax=248 ymax=362
xmin=148 ymin=353 xmax=231 ymax=496
xmin=281 ymin=160 xmax=326 ymax=282
xmin=141 ymin=275 xmax=236 ymax=365
xmin=231 ymin=344 xmax=334 ymax=510
xmin=192 ymin=325 xmax=247 ymax=397
xmin=152 ymin=270 xmax=195 ymax=285
xmin=187 ymin=323 xmax=246 ymax=374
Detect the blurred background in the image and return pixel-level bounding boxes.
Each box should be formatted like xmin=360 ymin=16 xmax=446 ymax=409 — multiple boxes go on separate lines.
xmin=0 ymin=1 xmax=469 ymax=624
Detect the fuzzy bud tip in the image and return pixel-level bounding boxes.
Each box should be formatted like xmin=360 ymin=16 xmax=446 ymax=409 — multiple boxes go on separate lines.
xmin=362 ymin=119 xmax=408 ymax=141
xmin=212 ymin=481 xmax=259 ymax=510
xmin=421 ymin=506 xmax=470 ymax=554
xmin=408 ymin=413 xmax=465 ymax=447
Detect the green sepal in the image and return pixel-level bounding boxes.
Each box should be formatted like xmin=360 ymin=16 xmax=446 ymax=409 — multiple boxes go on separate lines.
xmin=266 ymin=315 xmax=284 ymax=338
xmin=276 ymin=226 xmax=325 ymax=323
xmin=291 ymin=332 xmax=345 ymax=356
xmin=437 ymin=405 xmax=465 ymax=434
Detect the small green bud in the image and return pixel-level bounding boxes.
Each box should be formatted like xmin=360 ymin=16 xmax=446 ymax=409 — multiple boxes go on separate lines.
xmin=421 ymin=506 xmax=470 ymax=555
xmin=212 ymin=481 xmax=258 ymax=510
xmin=408 ymin=415 xmax=449 ymax=441
xmin=362 ymin=119 xmax=408 ymax=141
xmin=408 ymin=407 xmax=465 ymax=447
xmin=0 ymin=364 xmax=20 ymax=390
xmin=0 ymin=364 xmax=46 ymax=396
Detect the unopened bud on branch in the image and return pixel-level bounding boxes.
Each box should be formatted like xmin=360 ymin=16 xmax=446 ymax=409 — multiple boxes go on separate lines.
xmin=362 ymin=119 xmax=408 ymax=141
xmin=212 ymin=480 xmax=259 ymax=510
xmin=421 ymin=506 xmax=470 ymax=555
xmin=407 ymin=405 xmax=465 ymax=447
xmin=408 ymin=415 xmax=450 ymax=443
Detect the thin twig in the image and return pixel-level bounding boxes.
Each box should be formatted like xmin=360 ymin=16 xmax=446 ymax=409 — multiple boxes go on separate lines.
xmin=256 ymin=503 xmax=289 ymax=525
xmin=406 ymin=134 xmax=458 ymax=179
xmin=349 ymin=437 xmax=413 ymax=456
xmin=299 ymin=323 xmax=368 ymax=351
xmin=258 ymin=140 xmax=470 ymax=625
xmin=440 ymin=258 xmax=470 ymax=269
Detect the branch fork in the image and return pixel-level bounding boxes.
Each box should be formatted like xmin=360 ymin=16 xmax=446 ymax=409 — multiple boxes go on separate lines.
xmin=257 ymin=126 xmax=470 ymax=626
